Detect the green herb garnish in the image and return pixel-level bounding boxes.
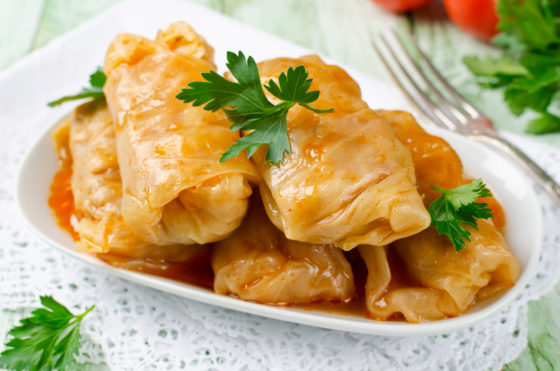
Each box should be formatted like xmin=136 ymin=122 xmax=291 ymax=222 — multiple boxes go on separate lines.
xmin=428 ymin=179 xmax=494 ymax=252
xmin=0 ymin=296 xmax=95 ymax=370
xmin=464 ymin=0 xmax=560 ymax=134
xmin=48 ymin=68 xmax=106 ymax=107
xmin=176 ymin=51 xmax=334 ymax=164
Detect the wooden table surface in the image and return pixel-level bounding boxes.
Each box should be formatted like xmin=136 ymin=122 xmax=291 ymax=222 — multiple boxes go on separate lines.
xmin=1 ymin=0 xmax=559 ymax=369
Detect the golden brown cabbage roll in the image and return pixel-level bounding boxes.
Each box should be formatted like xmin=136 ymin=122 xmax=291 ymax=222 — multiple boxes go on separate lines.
xmin=212 ymin=195 xmax=355 ymax=304
xmin=67 ymin=99 xmax=203 ymax=261
xmin=103 ymin=22 xmax=258 ymax=245
xmin=359 ymin=222 xmax=519 ymax=322
xmin=359 ymin=111 xmax=519 ymax=322
xmin=252 ymin=56 xmax=430 ymax=250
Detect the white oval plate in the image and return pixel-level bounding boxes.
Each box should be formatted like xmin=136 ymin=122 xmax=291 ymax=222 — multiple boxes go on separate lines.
xmin=14 ymin=0 xmax=542 ymax=336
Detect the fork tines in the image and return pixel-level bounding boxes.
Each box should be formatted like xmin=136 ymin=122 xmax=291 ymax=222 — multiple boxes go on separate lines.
xmin=371 ymin=29 xmax=485 ymax=132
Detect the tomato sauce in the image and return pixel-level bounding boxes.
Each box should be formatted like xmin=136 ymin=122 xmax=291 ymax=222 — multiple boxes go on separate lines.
xmin=48 ymin=128 xmax=79 ymax=240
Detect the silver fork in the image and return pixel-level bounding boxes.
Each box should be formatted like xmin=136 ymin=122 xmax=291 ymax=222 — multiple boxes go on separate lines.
xmin=372 ymin=29 xmax=560 ymax=204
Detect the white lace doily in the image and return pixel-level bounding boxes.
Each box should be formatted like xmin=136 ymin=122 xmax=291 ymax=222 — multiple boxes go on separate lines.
xmin=1 ymin=118 xmax=559 ymax=370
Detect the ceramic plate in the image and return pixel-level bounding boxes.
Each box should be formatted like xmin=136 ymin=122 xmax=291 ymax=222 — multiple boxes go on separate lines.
xmin=12 ymin=0 xmax=542 ymax=336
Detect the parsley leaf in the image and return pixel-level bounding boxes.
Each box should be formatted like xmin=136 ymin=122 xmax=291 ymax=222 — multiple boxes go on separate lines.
xmin=463 ymin=56 xmax=529 ymax=80
xmin=495 ymin=0 xmax=560 ymax=53
xmin=527 ymin=112 xmax=560 ymax=134
xmin=428 ymin=179 xmax=494 ymax=252
xmin=463 ymin=56 xmax=528 ymax=88
xmin=48 ymin=68 xmax=106 ymax=107
xmin=264 ymin=66 xmax=334 ymax=114
xmin=0 ymin=296 xmax=95 ymax=370
xmin=176 ymin=51 xmax=334 ymax=164
xmin=464 ymin=0 xmax=560 ymax=134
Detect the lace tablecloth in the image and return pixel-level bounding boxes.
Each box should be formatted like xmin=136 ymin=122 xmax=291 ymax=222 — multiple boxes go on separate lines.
xmin=1 ymin=116 xmax=559 ymax=369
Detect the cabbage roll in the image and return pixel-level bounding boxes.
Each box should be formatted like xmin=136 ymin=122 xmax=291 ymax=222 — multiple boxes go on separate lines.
xmin=252 ymin=56 xmax=430 ymax=250
xmin=103 ymin=22 xmax=258 ymax=245
xmin=360 ymin=221 xmax=519 ymax=322
xmin=212 ymin=195 xmax=355 ymax=304
xmin=358 ymin=245 xmax=457 ymax=322
xmin=359 ymin=111 xmax=519 ymax=322
xmin=68 ymin=99 xmax=203 ymax=261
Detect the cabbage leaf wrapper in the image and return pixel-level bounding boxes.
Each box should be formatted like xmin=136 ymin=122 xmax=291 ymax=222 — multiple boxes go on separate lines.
xmin=103 ymin=22 xmax=258 ymax=245
xmin=212 ymin=194 xmax=355 ymax=304
xmin=64 ymin=99 xmax=204 ymax=261
xmin=252 ymin=56 xmax=430 ymax=250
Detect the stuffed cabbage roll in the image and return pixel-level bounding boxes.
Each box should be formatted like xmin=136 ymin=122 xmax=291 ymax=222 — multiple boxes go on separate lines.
xmin=103 ymin=22 xmax=258 ymax=245
xmin=252 ymin=56 xmax=430 ymax=250
xmin=360 ymin=221 xmax=519 ymax=322
xmin=359 ymin=111 xmax=519 ymax=322
xmin=67 ymin=99 xmax=203 ymax=261
xmin=212 ymin=195 xmax=355 ymax=304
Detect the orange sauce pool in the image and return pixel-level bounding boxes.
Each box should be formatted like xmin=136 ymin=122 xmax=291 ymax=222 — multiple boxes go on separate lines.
xmin=480 ymin=195 xmax=506 ymax=230
xmin=48 ymin=123 xmax=79 ymax=240
xmin=48 ymin=160 xmax=78 ymax=239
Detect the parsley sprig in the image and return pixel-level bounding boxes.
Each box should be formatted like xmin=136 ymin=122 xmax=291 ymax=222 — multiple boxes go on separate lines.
xmin=176 ymin=51 xmax=334 ymax=164
xmin=0 ymin=296 xmax=95 ymax=370
xmin=428 ymin=179 xmax=494 ymax=251
xmin=464 ymin=0 xmax=560 ymax=134
xmin=48 ymin=68 xmax=106 ymax=107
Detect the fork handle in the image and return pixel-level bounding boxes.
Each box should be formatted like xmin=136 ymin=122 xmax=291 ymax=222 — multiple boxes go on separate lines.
xmin=474 ymin=134 xmax=560 ymax=204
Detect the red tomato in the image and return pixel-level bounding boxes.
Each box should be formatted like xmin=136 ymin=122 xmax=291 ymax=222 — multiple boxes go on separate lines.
xmin=444 ymin=0 xmax=499 ymax=41
xmin=371 ymin=0 xmax=433 ymax=13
